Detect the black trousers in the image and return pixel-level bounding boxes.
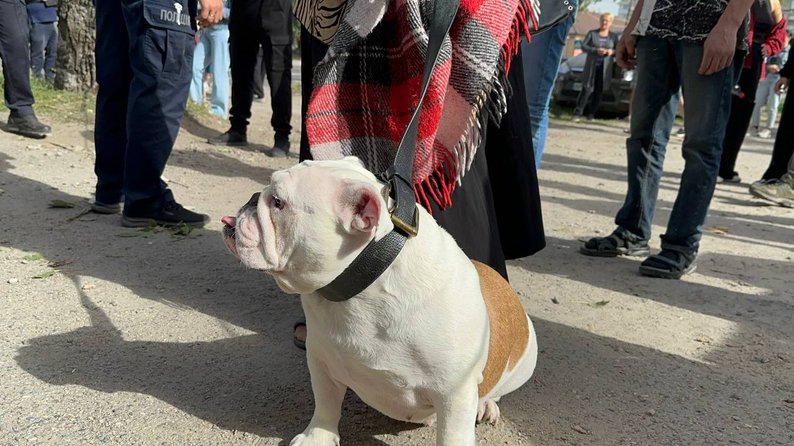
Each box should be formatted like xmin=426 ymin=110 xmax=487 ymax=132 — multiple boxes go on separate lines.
xmin=299 ymin=27 xmax=329 ymax=162
xmin=0 ymin=0 xmax=34 ymax=116
xmin=719 ymin=47 xmax=762 ymax=178
xmin=252 ymin=46 xmax=267 ymax=99
xmin=228 ymin=19 xmax=292 ymax=136
xmin=762 ymin=90 xmax=794 ymax=180
xmin=574 ymin=63 xmax=604 ymax=118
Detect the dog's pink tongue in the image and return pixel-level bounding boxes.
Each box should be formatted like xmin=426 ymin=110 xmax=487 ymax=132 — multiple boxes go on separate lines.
xmin=221 ymin=216 xmax=237 ymax=227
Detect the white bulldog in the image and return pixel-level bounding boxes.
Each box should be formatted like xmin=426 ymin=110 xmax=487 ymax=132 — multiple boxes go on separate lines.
xmin=221 ymin=157 xmax=538 ymax=446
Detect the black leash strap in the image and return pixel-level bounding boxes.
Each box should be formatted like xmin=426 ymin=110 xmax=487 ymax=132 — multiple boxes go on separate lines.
xmin=316 ymin=0 xmax=460 ymax=302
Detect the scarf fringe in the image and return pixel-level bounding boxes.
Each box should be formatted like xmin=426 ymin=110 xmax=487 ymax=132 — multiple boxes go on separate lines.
xmin=416 ymin=0 xmax=537 ymax=213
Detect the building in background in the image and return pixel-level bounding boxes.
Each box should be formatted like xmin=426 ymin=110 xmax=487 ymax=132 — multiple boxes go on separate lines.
xmin=617 ymin=0 xmax=638 ymax=20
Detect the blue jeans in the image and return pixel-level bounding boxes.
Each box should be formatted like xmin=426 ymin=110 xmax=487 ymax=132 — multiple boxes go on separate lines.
xmin=190 ymin=25 xmax=230 ymax=117
xmin=521 ymin=0 xmax=577 ymax=168
xmin=615 ymin=36 xmax=734 ymax=254
xmin=29 ymin=21 xmax=57 ymax=81
xmin=751 ymin=74 xmax=781 ymax=129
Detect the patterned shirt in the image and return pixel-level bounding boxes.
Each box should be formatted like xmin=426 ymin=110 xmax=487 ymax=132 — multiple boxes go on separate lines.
xmin=646 ymin=0 xmax=729 ymax=42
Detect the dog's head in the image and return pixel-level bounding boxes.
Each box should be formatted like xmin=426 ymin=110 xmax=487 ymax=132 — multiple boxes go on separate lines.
xmin=222 ymin=157 xmax=393 ymax=294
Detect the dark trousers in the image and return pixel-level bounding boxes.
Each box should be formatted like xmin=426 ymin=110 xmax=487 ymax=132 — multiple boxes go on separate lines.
xmin=252 ymin=46 xmax=266 ymax=99
xmin=0 ymin=0 xmax=34 ymax=116
xmin=229 ymin=22 xmax=292 ymax=136
xmin=94 ymin=0 xmax=195 ymax=213
xmin=299 ymin=26 xmax=328 ymax=161
xmin=29 ymin=20 xmax=57 ymax=81
xmin=719 ymin=48 xmax=762 ymax=178
xmin=574 ymin=63 xmax=604 ymax=118
xmin=762 ymin=90 xmax=794 ymax=180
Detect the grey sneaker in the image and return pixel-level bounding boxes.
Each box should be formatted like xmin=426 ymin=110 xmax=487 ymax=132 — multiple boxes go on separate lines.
xmin=749 ymin=176 xmax=794 ymax=207
xmin=89 ymin=198 xmax=122 ymax=214
xmin=717 ymin=173 xmax=741 ymax=183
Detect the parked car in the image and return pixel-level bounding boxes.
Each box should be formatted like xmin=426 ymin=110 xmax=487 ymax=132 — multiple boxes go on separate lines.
xmin=553 ymin=52 xmax=634 ymax=115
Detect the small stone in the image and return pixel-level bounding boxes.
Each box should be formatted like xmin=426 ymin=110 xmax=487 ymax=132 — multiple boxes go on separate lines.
xmin=551 ymin=297 xmax=560 ymax=304
xmin=81 ymin=283 xmax=97 ymax=290
xmin=7 ymin=278 xmax=19 ymax=284
xmin=646 ymin=409 xmax=656 ymax=416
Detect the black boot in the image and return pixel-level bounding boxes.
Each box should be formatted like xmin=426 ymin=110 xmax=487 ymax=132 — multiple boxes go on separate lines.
xmin=268 ymin=133 xmax=290 ymax=158
xmin=208 ymin=128 xmax=247 ymax=146
xmin=6 ymin=113 xmax=51 ymax=139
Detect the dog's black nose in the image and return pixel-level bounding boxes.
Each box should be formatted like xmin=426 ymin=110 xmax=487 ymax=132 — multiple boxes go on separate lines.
xmin=247 ymin=192 xmax=261 ymax=207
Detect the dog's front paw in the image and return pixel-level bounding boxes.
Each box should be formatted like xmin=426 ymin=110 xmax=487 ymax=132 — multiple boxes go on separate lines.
xmin=476 ymin=399 xmax=501 ymax=425
xmin=289 ymin=429 xmax=340 ymax=446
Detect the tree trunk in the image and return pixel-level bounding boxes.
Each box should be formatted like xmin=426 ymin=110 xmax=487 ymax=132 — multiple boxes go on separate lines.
xmin=55 ymin=0 xmax=96 ymax=92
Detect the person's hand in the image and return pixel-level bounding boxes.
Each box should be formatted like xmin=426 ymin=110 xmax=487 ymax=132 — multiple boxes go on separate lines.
xmin=775 ymin=77 xmax=789 ymax=94
xmin=616 ymin=34 xmax=637 ymax=69
xmin=597 ymin=48 xmax=607 ymax=56
xmin=198 ymin=0 xmax=223 ymax=27
xmin=699 ymin=21 xmax=737 ymax=75
xmin=767 ymin=64 xmax=780 ymax=74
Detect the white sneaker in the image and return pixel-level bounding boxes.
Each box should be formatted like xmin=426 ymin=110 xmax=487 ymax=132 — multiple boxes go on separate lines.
xmin=757 ymin=128 xmax=772 ymax=139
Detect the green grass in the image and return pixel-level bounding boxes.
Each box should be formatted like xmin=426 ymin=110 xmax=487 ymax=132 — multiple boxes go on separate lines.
xmin=0 ymin=74 xmax=226 ymax=126
xmin=0 ymin=75 xmax=95 ymax=123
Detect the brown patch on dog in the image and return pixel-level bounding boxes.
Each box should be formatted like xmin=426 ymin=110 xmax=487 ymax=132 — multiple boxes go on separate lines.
xmin=473 ymin=261 xmax=530 ymax=398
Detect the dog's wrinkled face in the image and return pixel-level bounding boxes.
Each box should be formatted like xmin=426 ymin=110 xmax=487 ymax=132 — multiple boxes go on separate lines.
xmin=222 ymin=157 xmax=393 ymax=294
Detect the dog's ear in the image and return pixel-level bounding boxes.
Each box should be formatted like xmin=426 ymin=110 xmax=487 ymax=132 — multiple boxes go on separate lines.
xmin=339 ymin=181 xmax=381 ymax=234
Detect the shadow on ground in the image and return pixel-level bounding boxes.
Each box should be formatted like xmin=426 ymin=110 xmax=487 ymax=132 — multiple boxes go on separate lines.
xmin=3 ymin=149 xmax=793 ymax=444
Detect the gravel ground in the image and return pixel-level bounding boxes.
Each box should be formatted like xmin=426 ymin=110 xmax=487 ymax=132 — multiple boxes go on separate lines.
xmin=1 ymin=100 xmax=792 ymax=445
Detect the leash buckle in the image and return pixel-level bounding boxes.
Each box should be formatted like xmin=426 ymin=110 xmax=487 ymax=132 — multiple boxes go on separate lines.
xmin=381 ymin=178 xmax=419 ymax=237
xmin=391 ymin=207 xmax=419 ymax=237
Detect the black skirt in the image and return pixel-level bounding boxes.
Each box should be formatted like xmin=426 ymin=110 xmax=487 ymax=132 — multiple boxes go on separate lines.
xmin=432 ymin=47 xmax=545 ymax=279
xmin=300 ymin=29 xmax=546 ymax=280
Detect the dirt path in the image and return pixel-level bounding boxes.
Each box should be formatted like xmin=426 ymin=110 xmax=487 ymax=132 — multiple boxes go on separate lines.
xmin=1 ymin=103 xmax=792 ymax=445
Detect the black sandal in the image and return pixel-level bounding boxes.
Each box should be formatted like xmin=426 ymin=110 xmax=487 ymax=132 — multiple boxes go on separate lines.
xmin=580 ymin=231 xmax=650 ymax=257
xmin=639 ymin=249 xmax=697 ymax=279
xmin=293 ymin=318 xmax=307 ymax=351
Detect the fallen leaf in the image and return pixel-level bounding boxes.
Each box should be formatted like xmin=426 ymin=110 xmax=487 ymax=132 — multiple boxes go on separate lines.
xmin=169 ymin=223 xmax=194 ymax=237
xmin=32 ymin=270 xmax=57 ymax=279
xmin=551 ymin=297 xmax=560 ymax=304
xmin=81 ymin=283 xmax=97 ymax=290
xmin=589 ymin=300 xmax=610 ymax=308
xmin=117 ymin=232 xmax=141 ymax=238
xmin=66 ymin=208 xmax=92 ymax=222
xmin=783 ymin=398 xmax=794 ymax=404
xmin=705 ymin=225 xmax=730 ymax=235
xmin=49 ymin=199 xmax=76 ymax=209
xmin=48 ymin=259 xmax=74 ymax=268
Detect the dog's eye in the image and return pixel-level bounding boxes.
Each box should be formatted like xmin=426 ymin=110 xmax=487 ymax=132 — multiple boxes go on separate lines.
xmin=271 ymin=195 xmax=285 ymax=210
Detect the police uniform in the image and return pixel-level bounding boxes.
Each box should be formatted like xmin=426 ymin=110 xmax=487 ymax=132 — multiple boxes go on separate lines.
xmin=0 ymin=0 xmax=36 ymax=118
xmin=94 ymin=0 xmax=206 ymax=225
xmin=227 ymin=0 xmax=292 ymax=143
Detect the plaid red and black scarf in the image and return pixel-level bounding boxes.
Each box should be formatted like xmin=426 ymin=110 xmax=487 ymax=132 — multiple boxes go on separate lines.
xmin=304 ymin=0 xmax=539 ymax=210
